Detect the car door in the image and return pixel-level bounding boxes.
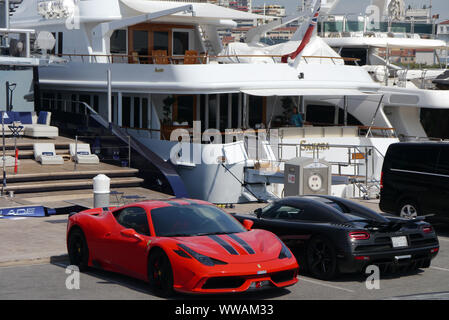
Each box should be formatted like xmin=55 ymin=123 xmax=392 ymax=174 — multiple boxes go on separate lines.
xmin=392 ymin=145 xmax=438 ymax=214
xmin=108 ymin=206 xmax=152 ymax=280
xmin=256 ymin=204 xmax=306 ymax=241
xmin=252 ymin=203 xmax=284 ymax=234
xmin=434 ymin=145 xmax=449 ymax=219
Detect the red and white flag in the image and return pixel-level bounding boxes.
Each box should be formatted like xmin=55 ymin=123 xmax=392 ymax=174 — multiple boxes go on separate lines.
xmin=281 ymin=0 xmax=321 ymax=63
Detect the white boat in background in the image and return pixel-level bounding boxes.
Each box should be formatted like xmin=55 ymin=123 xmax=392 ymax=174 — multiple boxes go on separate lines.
xmin=8 ymin=0 xmax=449 ymax=203
xmin=316 ymin=0 xmax=449 ymax=140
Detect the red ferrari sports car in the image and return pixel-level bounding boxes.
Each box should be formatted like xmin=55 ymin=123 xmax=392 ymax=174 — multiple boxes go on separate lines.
xmin=66 ymin=198 xmax=299 ymax=296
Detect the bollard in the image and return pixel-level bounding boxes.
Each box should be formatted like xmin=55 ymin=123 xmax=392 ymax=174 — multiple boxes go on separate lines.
xmin=93 ymin=174 xmax=110 ymax=208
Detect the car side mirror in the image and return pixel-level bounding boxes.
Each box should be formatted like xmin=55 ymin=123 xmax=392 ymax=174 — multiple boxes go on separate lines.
xmin=243 ymin=219 xmax=254 ymax=231
xmin=120 ymin=228 xmax=144 ymax=242
xmin=254 ymin=208 xmax=262 ymax=218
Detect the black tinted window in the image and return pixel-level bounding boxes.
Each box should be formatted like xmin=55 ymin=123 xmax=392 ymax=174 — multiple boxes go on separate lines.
xmin=436 ymin=145 xmax=449 ymax=175
xmin=273 ymin=206 xmax=303 ymax=220
xmin=300 ymin=205 xmax=337 ymax=222
xmin=114 ymin=207 xmax=150 ymax=236
xmin=150 ymin=205 xmax=246 ymax=237
xmin=260 ymin=203 xmax=278 ymax=219
xmin=391 ymin=145 xmax=438 ymax=173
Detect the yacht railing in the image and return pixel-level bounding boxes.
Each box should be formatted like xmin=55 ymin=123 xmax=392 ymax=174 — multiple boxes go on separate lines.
xmin=277 ymin=142 xmax=385 ymax=199
xmin=318 ymin=13 xmax=436 ymax=38
xmin=39 ymin=97 xmax=189 ymax=197
xmin=55 ymin=53 xmax=360 ymax=65
xmin=0 ymin=28 xmax=34 ymax=58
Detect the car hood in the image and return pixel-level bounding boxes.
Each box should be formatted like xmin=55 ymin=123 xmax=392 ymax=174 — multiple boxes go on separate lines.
xmin=173 ymin=229 xmax=283 ymax=264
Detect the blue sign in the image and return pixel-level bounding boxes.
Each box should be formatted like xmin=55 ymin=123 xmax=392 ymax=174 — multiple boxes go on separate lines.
xmin=0 ymin=206 xmax=47 ymax=218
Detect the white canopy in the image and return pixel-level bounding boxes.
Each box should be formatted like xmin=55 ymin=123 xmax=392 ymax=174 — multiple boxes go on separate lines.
xmin=241 ymin=88 xmax=380 ymax=96
xmin=324 ymin=37 xmax=448 ymax=50
xmin=120 ymin=0 xmax=269 ymax=21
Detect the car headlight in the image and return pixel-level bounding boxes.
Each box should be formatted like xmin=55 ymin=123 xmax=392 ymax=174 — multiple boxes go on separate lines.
xmin=177 ymin=243 xmax=227 ymax=266
xmin=278 ymin=241 xmax=292 ymax=259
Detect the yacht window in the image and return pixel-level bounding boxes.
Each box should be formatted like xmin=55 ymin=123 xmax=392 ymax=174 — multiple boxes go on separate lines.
xmin=134 ymin=97 xmax=141 ymax=128
xmin=153 ymin=31 xmax=169 ymax=51
xmin=71 ymin=94 xmax=77 ymax=113
xmin=248 ymin=95 xmax=264 ymax=129
xmin=176 ymin=95 xmax=194 ymax=126
xmin=133 ymin=30 xmax=149 ymax=63
xmin=173 ymin=31 xmax=189 ymax=55
xmin=142 ymin=98 xmax=149 ymax=129
xmin=122 ymin=97 xmax=131 ymax=127
xmin=219 ymin=94 xmax=229 ymax=132
xmin=306 ymin=105 xmax=335 ymax=126
xmin=112 ymin=96 xmax=116 ymax=124
xmin=337 ymin=108 xmax=362 ymax=126
xmin=93 ymin=95 xmax=99 ymax=113
xmin=110 ymin=30 xmax=127 ymax=54
xmin=56 ymin=93 xmax=62 ymax=110
xmin=42 ymin=93 xmax=56 ymax=110
xmin=79 ymin=94 xmax=91 ymax=113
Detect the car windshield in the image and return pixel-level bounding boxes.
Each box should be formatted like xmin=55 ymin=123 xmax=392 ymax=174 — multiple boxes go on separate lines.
xmin=151 ymin=204 xmax=246 ymax=237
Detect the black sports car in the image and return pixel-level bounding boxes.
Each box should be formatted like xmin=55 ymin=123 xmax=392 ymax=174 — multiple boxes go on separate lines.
xmin=234 ymin=195 xmax=439 ymax=280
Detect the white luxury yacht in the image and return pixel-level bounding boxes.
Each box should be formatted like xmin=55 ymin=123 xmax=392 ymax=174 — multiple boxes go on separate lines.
xmin=8 ymin=0 xmax=449 ymax=203
xmin=317 ymin=0 xmax=449 ymax=139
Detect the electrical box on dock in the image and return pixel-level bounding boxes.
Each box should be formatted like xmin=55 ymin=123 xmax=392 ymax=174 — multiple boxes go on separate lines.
xmin=284 ymin=157 xmax=331 ymax=196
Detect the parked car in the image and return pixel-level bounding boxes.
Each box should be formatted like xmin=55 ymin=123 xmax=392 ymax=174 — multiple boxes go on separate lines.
xmin=379 ymin=142 xmax=449 ymax=221
xmin=233 ymin=195 xmax=439 ymax=280
xmin=67 ymin=198 xmax=298 ymax=296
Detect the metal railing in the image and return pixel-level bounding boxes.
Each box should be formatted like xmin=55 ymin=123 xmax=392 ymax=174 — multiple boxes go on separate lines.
xmin=73 ymin=135 xmax=131 ymax=171
xmin=277 ymin=142 xmax=386 ymax=199
xmin=54 ymin=52 xmax=360 ymax=65
xmin=39 ymin=98 xmax=133 ymax=170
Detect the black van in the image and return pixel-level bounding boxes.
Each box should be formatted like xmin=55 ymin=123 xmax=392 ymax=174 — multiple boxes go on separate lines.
xmin=379 ymin=142 xmax=449 ymax=221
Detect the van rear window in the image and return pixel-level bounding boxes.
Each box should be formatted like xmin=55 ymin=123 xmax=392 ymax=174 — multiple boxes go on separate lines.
xmin=391 ymin=145 xmax=439 ymax=173
xmin=436 ymin=146 xmax=449 ymax=175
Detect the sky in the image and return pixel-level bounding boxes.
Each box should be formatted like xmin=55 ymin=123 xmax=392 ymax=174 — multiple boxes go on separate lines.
xmin=252 ymin=0 xmax=449 ymax=21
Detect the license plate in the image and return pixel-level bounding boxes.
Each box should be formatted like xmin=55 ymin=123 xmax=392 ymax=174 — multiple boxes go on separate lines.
xmin=391 ymin=236 xmax=408 ymax=248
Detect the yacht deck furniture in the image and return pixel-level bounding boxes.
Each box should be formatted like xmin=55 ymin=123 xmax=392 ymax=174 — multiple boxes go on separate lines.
xmin=33 ymin=143 xmax=64 ymax=165
xmin=2 ymin=111 xmax=59 ymax=138
xmin=0 ymin=156 xmax=17 ymax=167
xmin=69 ymin=143 xmax=100 ymax=164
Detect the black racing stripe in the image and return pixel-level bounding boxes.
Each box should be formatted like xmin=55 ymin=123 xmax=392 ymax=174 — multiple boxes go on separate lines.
xmin=227 ymin=234 xmax=255 ymax=255
xmin=208 ymin=235 xmax=239 ymax=255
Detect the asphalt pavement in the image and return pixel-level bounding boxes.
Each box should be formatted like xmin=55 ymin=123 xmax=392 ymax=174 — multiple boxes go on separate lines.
xmin=1 ymin=195 xmax=449 ymax=300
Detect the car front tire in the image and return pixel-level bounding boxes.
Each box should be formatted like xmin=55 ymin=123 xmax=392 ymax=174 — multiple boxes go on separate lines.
xmin=67 ymin=228 xmax=89 ymax=272
xmin=148 ymin=248 xmax=174 ymax=297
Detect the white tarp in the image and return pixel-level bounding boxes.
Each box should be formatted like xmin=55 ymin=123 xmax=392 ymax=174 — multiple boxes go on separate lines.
xmin=218 ymin=37 xmax=344 ymax=64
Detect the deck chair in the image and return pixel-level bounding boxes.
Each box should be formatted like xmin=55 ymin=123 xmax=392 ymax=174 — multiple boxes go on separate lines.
xmin=34 ymin=143 xmax=64 ymax=165
xmin=130 ymin=51 xmax=140 ymax=64
xmin=152 ymin=50 xmax=170 ymax=64
xmin=183 ymin=50 xmax=198 ymax=64
xmin=0 ymin=156 xmax=17 ymax=167
xmin=69 ymin=143 xmax=100 ymax=164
